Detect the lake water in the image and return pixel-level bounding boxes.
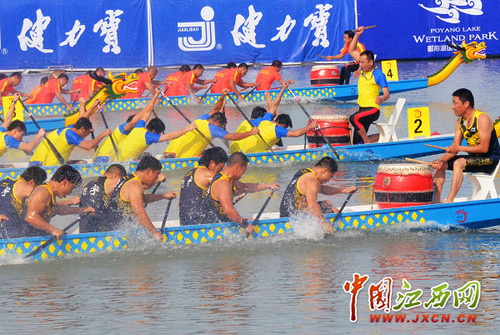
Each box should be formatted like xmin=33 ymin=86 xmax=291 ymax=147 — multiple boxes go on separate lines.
xmin=1 ymin=57 xmax=500 ymax=333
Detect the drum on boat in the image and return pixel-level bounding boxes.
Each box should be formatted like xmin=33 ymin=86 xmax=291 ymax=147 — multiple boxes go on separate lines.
xmin=306 ymin=115 xmax=350 ymax=148
xmin=310 ymin=65 xmax=340 ymax=86
xmin=373 ymin=163 xmax=434 ymax=209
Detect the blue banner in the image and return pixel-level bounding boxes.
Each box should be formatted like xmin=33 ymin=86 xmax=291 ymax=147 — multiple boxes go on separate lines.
xmin=357 ymin=0 xmax=500 ymax=60
xmin=0 ymin=0 xmax=148 ymax=70
xmin=151 ymin=0 xmax=355 ymax=66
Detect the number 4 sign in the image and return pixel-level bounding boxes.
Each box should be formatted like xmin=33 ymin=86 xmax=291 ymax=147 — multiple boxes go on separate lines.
xmin=381 ymin=60 xmax=399 ymax=81
xmin=407 ymin=107 xmax=430 ymax=139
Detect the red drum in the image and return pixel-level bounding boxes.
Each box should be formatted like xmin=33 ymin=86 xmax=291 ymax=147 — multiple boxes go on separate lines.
xmin=307 ymin=115 xmax=350 ymax=148
xmin=310 ymin=65 xmax=340 ymax=86
xmin=374 ymin=164 xmax=434 ymax=209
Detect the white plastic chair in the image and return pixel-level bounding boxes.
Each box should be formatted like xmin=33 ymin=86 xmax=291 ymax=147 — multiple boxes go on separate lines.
xmin=466 ymin=161 xmax=500 ymax=200
xmin=376 ymin=98 xmax=406 ymax=143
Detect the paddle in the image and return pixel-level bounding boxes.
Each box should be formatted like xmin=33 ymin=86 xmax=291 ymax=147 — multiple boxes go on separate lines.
xmin=286 ymin=87 xmax=340 ymax=159
xmin=233 ymin=192 xmax=247 ymax=205
xmin=405 ymin=157 xmax=432 ymax=165
xmin=160 ymin=198 xmax=173 ymax=235
xmin=425 ymin=144 xmax=446 ymax=150
xmin=251 ymin=189 xmax=276 ymax=226
xmin=226 ymin=93 xmax=283 ymax=163
xmin=24 ymin=217 xmax=81 ymax=258
xmin=19 ymin=99 xmax=65 ymax=165
xmin=160 ymin=91 xmax=216 ymax=148
xmin=243 ymin=86 xmax=258 ymax=100
xmin=330 ymin=190 xmax=356 ymax=228
xmin=199 ymin=83 xmax=213 ymax=102
xmin=144 ymin=181 xmax=163 ymax=208
xmin=97 ymin=101 xmax=120 ymax=160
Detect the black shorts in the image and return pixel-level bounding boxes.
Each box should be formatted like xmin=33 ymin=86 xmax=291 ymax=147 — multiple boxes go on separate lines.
xmin=349 ymin=107 xmax=380 ymax=144
xmin=446 ymin=155 xmax=499 ymax=174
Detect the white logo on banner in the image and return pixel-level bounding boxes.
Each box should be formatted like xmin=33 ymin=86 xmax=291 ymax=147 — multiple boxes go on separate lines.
xmin=60 ymin=20 xmax=86 ymax=47
xmin=231 ymin=5 xmax=265 ymax=48
xmin=17 ymin=9 xmax=53 ymax=53
xmin=178 ymin=6 xmax=216 ymax=52
xmin=419 ymin=0 xmax=483 ymax=24
xmin=93 ymin=9 xmax=124 ymax=54
xmin=303 ymin=4 xmax=333 ymax=48
xmin=271 ymin=15 xmax=296 ymax=42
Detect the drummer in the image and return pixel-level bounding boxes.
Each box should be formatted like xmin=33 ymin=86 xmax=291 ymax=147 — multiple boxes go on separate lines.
xmin=279 ymin=157 xmax=356 ymax=234
xmin=432 ymin=88 xmax=500 ymax=203
xmin=230 ymin=84 xmax=317 ymax=153
xmin=348 ymin=26 xmax=390 ymax=145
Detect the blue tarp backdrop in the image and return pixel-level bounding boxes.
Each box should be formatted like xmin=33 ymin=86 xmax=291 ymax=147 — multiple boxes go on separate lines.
xmin=0 ymin=0 xmax=498 ymax=70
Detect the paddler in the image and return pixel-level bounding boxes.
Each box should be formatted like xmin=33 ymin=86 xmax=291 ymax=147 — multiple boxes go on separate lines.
xmin=70 ymin=67 xmax=106 ymax=102
xmin=348 ymin=26 xmax=390 ymax=144
xmin=163 ymin=89 xmax=259 ymax=159
xmin=210 ymin=62 xmax=236 ymax=94
xmin=78 ymin=164 xmax=127 ymax=233
xmin=0 ymin=72 xmax=31 ymax=103
xmin=178 ymin=64 xmax=216 ymax=100
xmin=94 ymin=88 xmax=159 ymax=163
xmin=107 ymin=156 xmax=175 ymax=240
xmin=255 ymin=60 xmax=294 ymax=91
xmin=230 ymin=83 xmax=317 ymax=153
xmin=432 ymin=88 xmax=500 ymax=203
xmin=25 ymin=73 xmax=79 ymax=111
xmin=164 ymin=65 xmax=191 ymax=97
xmin=179 ymin=147 xmax=228 ymax=226
xmin=0 ymin=167 xmax=47 ymax=239
xmin=1 ymin=93 xmax=46 ymax=159
xmin=122 ymin=66 xmax=163 ymax=99
xmin=211 ymin=63 xmax=258 ymax=100
xmin=115 ymin=91 xmax=196 ymax=161
xmin=279 ymin=157 xmax=356 ymax=235
xmin=202 ymin=152 xmax=279 ymax=235
xmin=29 ymin=117 xmax=111 ymax=166
xmin=22 ymin=165 xmax=95 ymax=238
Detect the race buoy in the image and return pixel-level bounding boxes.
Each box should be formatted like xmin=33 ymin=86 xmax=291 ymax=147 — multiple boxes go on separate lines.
xmin=307 ymin=115 xmax=350 ymax=148
xmin=374 ymin=163 xmax=434 ymax=209
xmin=310 ymin=65 xmax=340 ymax=86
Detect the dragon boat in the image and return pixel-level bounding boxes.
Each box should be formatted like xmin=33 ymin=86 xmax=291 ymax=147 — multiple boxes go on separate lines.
xmin=2 ymin=194 xmax=498 ymax=262
xmin=9 ymin=40 xmax=486 ymax=132
xmin=0 ymin=134 xmax=456 ymax=181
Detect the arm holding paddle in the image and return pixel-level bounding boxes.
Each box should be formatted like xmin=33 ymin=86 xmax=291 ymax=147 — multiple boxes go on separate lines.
xmin=233 ymin=180 xmax=279 ymax=195
xmin=266 ymin=83 xmax=288 ymax=116
xmin=0 ymin=93 xmax=19 ymax=127
xmin=76 ymin=128 xmax=112 ymax=150
xmin=158 ymin=122 xmax=197 ymax=142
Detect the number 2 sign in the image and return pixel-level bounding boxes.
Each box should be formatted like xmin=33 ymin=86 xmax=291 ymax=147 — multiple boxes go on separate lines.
xmin=407 ymin=107 xmax=430 ymax=139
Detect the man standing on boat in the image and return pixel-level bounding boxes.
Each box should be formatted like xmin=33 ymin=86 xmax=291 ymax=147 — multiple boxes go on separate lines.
xmin=0 ymin=167 xmax=47 ymax=239
xmin=348 ymin=26 xmax=390 ymax=144
xmin=107 ymin=156 xmax=175 ymax=240
xmin=78 ymin=164 xmax=127 ymax=233
xmin=163 ymin=89 xmax=259 ymax=159
xmin=179 ymin=147 xmax=228 ymax=226
xmin=22 ymin=165 xmax=94 ymax=238
xmin=279 ymin=157 xmax=356 ymax=234
xmin=202 ymin=152 xmax=279 ymax=235
xmin=230 ymin=84 xmax=317 ymax=154
xmin=29 ymin=117 xmax=111 ymax=166
xmin=432 ymin=88 xmax=500 ymax=203
xmin=255 ymin=60 xmax=294 ymax=91
xmin=325 ymin=30 xmax=366 ymax=85
xmin=1 ymin=93 xmax=46 ymax=159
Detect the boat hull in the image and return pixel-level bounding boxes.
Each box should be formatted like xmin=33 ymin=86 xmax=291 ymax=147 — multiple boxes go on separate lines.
xmin=0 ymin=135 xmax=454 ymax=180
xmin=13 ymin=80 xmax=430 ymax=123
xmin=1 ymin=196 xmax=498 ymax=262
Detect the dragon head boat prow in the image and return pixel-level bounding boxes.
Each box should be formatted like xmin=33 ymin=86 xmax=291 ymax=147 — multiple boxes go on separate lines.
xmin=427 ymin=40 xmax=487 ymax=87
xmin=64 ymin=71 xmax=139 ymax=127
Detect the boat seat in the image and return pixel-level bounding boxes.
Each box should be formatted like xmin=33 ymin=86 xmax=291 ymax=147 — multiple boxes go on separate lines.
xmin=466 ymin=161 xmax=500 ymax=200
xmin=376 ymin=98 xmax=406 ymax=143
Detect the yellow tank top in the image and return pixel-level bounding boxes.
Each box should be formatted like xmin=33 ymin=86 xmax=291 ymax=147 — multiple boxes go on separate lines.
xmin=30 ymin=128 xmax=75 ymax=166
xmin=94 ymin=126 xmax=127 ymax=160
xmin=357 ymin=68 xmax=381 ymax=108
xmin=115 ymin=127 xmax=148 ymax=161
xmin=164 ymin=119 xmax=212 ymax=158
xmin=232 ymin=120 xmax=279 ymax=153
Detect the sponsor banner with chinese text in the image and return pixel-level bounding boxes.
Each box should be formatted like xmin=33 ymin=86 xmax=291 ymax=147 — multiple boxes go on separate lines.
xmin=0 ymin=0 xmax=148 ymax=69
xmin=357 ymin=0 xmax=499 ymax=60
xmin=151 ymin=0 xmax=355 ymax=66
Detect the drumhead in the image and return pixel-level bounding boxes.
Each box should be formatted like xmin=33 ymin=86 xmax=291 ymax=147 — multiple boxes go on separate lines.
xmin=377 ymin=163 xmax=432 ymax=176
xmin=311 ymin=65 xmax=339 ymax=71
xmin=311 ymin=115 xmax=349 ymax=122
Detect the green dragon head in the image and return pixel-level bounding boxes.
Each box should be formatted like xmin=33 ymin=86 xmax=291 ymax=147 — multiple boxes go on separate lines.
xmin=107 ymin=72 xmax=139 ymax=99
xmin=454 ymin=41 xmax=487 ymax=64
